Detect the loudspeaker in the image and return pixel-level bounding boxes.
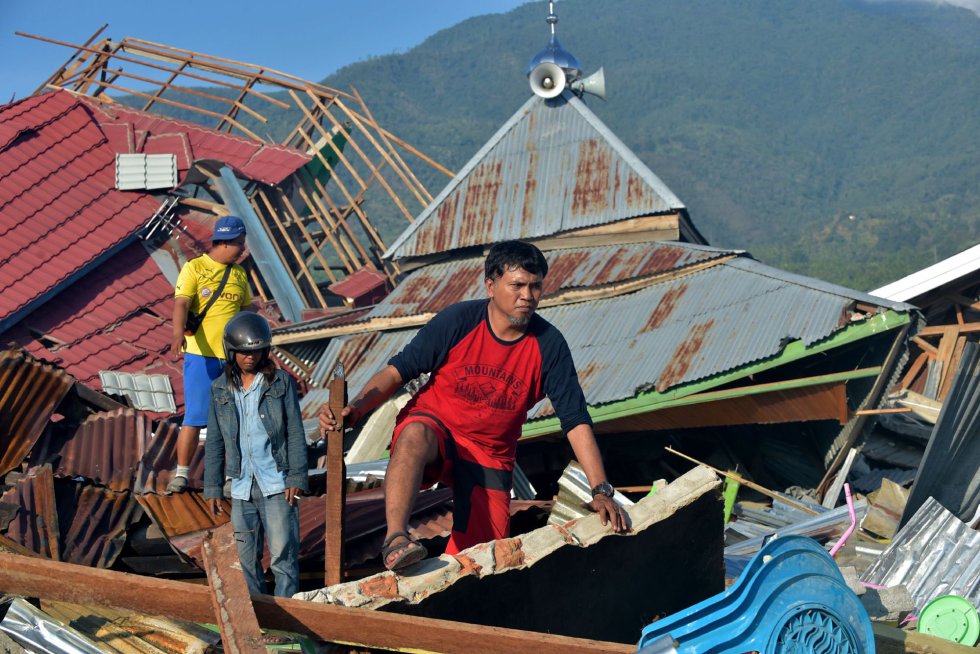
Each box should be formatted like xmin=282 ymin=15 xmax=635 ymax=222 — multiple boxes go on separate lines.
xmin=570 ymin=67 xmax=606 ymax=100
xmin=528 ymin=62 xmax=566 ymax=99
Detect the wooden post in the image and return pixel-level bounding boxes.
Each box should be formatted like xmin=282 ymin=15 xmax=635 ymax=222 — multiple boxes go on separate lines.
xmin=324 ymin=363 xmax=347 ymax=587
xmin=201 ymin=525 xmax=266 ymax=654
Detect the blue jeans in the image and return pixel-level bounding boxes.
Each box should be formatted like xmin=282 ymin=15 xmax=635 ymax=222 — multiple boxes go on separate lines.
xmin=231 ymin=479 xmax=299 ymax=597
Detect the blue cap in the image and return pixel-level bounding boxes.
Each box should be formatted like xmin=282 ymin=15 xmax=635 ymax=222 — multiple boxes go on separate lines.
xmin=213 ymin=215 xmax=246 ymax=241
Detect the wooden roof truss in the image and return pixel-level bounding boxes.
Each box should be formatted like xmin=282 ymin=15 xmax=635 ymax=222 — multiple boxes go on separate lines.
xmin=18 ymin=27 xmax=453 ymax=310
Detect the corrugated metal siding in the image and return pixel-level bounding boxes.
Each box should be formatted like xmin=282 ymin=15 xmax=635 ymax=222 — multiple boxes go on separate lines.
xmin=385 ymin=93 xmax=685 ymax=260
xmin=900 ymin=341 xmax=980 ymax=527
xmin=862 ymin=497 xmax=980 ymax=611
xmin=0 ymin=348 xmax=74 ymax=476
xmin=303 ymin=257 xmax=909 ymax=417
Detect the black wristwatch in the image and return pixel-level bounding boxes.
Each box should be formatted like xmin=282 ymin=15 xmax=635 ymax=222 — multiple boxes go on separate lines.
xmin=591 ymin=481 xmax=615 ymax=498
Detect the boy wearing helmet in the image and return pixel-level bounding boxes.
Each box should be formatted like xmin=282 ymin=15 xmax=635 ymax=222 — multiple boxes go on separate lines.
xmin=203 ymin=312 xmax=308 ymax=597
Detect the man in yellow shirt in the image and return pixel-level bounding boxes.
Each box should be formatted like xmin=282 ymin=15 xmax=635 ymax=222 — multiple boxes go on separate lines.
xmin=169 ymin=215 xmax=253 ymax=492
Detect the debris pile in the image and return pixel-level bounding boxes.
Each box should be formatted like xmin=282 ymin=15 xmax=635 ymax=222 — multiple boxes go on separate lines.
xmin=0 ymin=20 xmax=979 ymax=654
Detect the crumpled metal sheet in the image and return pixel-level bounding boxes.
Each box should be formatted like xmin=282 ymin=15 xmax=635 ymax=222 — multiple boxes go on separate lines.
xmin=0 ymin=597 xmax=104 ymax=654
xmin=724 ymin=499 xmax=867 ymax=558
xmin=861 ymin=496 xmax=980 ymax=611
xmin=548 ymin=460 xmax=634 ymax=526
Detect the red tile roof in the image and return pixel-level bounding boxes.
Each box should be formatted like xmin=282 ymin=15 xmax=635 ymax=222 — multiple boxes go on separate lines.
xmin=78 ymin=96 xmax=309 ymax=186
xmin=0 ymin=92 xmax=165 ymax=328
xmin=328 ymin=267 xmax=389 ymax=300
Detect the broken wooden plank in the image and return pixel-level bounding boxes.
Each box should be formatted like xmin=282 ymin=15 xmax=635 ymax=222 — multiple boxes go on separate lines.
xmin=0 ymin=551 xmax=634 ymax=653
xmin=201 ymin=525 xmax=265 ymax=654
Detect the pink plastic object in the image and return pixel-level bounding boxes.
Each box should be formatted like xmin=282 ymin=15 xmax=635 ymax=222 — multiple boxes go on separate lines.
xmin=829 ymin=483 xmax=856 ymax=558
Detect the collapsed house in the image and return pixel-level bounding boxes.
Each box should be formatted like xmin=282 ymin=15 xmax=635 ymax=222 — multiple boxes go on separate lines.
xmin=0 ymin=31 xmax=459 ymax=579
xmin=0 ymin=12 xmax=978 ymax=653
xmin=275 ymin=81 xmax=916 ymax=510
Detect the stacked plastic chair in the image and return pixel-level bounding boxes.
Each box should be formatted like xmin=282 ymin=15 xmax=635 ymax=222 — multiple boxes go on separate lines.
xmin=637 ymin=535 xmax=875 ymax=654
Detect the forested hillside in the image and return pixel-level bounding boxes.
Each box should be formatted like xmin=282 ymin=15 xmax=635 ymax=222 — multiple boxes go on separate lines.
xmin=316 ymin=0 xmax=980 ymax=290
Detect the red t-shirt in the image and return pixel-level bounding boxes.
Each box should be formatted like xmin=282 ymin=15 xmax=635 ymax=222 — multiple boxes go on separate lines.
xmin=389 ymin=299 xmax=591 ymax=469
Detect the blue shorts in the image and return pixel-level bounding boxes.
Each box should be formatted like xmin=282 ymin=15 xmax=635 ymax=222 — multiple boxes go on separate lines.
xmin=183 ymin=353 xmax=225 ymax=427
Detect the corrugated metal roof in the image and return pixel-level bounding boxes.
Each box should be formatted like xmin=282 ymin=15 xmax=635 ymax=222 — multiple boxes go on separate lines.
xmin=136 ymin=492 xmax=229 ymax=539
xmin=862 ymin=497 xmax=980 ymax=611
xmin=0 ymin=91 xmax=164 ymax=329
xmin=870 ymin=241 xmax=980 ymax=303
xmin=2 ymin=467 xmax=141 ymax=568
xmin=1 ymin=464 xmax=61 ymax=560
xmin=371 ymin=242 xmax=735 ymax=320
xmin=59 ymin=483 xmax=142 ymax=568
xmin=134 ymin=420 xmax=206 ymax=495
xmin=47 ymin=408 xmax=150 ymax=492
xmin=78 ymin=96 xmax=309 ymax=187
xmin=302 ymin=256 xmax=912 ymax=418
xmin=0 ymin=348 xmax=74 ymax=476
xmin=277 ymin=242 xmax=738 ymax=342
xmin=384 ymin=91 xmax=686 ymax=261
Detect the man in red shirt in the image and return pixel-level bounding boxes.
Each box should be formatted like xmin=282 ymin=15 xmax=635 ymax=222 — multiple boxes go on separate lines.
xmin=320 ymin=241 xmax=627 ymax=571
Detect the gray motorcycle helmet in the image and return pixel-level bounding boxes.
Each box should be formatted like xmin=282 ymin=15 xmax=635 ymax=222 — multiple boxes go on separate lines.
xmin=222 ymin=312 xmax=272 ymax=357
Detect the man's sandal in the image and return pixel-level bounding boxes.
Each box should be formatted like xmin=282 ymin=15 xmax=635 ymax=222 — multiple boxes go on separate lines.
xmin=381 ymin=531 xmax=427 ymax=571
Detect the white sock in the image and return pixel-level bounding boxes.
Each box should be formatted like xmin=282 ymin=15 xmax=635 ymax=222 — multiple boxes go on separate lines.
xmin=175 ymin=466 xmax=190 ymax=479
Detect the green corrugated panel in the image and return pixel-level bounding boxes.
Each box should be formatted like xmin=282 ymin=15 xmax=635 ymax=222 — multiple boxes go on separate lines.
xmin=303 ymin=129 xmax=348 ymax=186
xmin=522 ymin=309 xmax=910 ymax=438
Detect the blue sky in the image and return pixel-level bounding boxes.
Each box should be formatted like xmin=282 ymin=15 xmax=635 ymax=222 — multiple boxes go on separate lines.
xmin=2 ymin=1 xmax=530 ymax=101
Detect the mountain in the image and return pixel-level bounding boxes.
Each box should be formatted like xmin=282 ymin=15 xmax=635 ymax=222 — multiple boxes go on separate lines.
xmin=317 ymin=0 xmax=980 ymax=290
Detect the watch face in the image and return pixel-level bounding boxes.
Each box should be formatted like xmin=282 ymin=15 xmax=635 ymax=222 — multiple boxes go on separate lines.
xmin=592 ymin=482 xmax=614 ymax=498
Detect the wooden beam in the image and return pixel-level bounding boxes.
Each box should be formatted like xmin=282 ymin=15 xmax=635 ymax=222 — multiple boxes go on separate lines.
xmin=854 ymin=408 xmax=913 ymax=415
xmin=0 ymin=552 xmax=633 ymax=653
xmin=324 ymin=365 xmax=347 ymax=587
xmin=202 ymin=526 xmax=266 ymax=653
xmin=898 ymin=352 xmax=928 ymax=391
xmin=918 ymin=322 xmax=980 ymax=337
xmin=911 ymin=335 xmax=939 ymax=357
xmin=350 ymin=86 xmax=433 ymax=205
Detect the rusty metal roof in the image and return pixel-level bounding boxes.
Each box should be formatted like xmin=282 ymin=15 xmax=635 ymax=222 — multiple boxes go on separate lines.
xmin=136 ymin=492 xmax=229 ymax=540
xmin=278 ymin=242 xmax=737 ymax=345
xmin=0 ymin=348 xmax=74 ymax=476
xmin=302 ymin=254 xmax=912 ymax=417
xmin=384 ymin=91 xmax=686 ymax=261
xmin=1 ymin=466 xmax=141 ymax=568
xmin=48 ymin=409 xmax=150 ymax=492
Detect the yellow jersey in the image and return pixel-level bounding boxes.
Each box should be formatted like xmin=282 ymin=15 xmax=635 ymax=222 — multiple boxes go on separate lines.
xmin=174 ymin=254 xmax=251 ymax=359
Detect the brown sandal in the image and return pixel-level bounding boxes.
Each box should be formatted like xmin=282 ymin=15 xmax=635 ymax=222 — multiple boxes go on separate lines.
xmin=381 ymin=531 xmax=427 ymax=571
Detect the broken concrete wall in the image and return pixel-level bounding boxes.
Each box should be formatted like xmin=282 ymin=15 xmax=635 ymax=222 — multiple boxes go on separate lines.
xmin=299 ymin=465 xmax=723 ymax=644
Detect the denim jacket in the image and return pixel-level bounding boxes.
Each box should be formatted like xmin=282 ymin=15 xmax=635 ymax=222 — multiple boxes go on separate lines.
xmin=203 ymin=368 xmax=308 ymax=499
